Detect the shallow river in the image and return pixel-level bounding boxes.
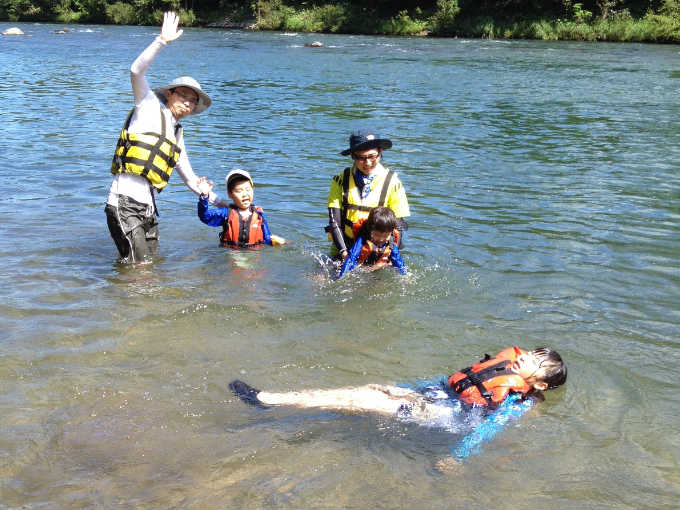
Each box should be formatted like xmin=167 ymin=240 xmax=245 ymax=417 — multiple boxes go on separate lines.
xmin=1 ymin=22 xmax=679 ymax=508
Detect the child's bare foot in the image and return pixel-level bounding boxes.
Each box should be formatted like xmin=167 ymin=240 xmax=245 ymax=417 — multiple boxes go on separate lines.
xmin=229 ymin=380 xmax=268 ymax=409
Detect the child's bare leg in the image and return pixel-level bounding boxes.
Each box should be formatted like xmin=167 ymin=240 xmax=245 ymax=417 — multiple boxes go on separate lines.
xmin=258 ymin=384 xmax=429 ymax=416
xmin=231 ymin=380 xmax=454 ymax=425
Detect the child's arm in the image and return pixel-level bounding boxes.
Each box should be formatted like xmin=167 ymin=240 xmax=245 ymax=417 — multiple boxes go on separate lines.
xmin=450 ymin=393 xmax=533 ymax=460
xmin=197 ymin=196 xmax=227 ymax=227
xmin=434 ymin=393 xmax=534 ymax=473
xmin=336 ymin=235 xmax=364 ymax=278
xmin=389 ymin=243 xmax=407 ymax=274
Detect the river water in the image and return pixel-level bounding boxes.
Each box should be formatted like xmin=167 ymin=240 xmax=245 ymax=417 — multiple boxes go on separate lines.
xmin=1 ymin=22 xmax=679 ymax=508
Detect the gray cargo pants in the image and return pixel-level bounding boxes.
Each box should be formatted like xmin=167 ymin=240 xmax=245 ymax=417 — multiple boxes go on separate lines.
xmin=105 ymin=194 xmax=159 ymax=263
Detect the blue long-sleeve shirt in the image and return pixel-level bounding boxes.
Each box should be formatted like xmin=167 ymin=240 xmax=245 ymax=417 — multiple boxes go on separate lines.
xmin=451 ymin=393 xmax=533 ymax=460
xmin=404 ymin=379 xmax=534 ymax=461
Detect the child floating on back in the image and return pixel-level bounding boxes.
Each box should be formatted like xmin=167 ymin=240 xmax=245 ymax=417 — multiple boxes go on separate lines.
xmin=229 ymin=346 xmax=567 ymax=460
xmin=197 ymin=169 xmax=286 ymax=248
xmin=230 ymin=346 xmax=566 ymax=414
xmin=337 ymin=206 xmax=406 ymax=278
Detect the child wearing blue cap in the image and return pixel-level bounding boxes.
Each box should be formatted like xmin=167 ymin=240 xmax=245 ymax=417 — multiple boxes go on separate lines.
xmin=197 ymin=169 xmax=286 ymax=248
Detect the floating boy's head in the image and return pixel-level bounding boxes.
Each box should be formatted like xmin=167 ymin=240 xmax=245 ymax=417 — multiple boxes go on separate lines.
xmin=363 ymin=207 xmax=397 ymax=245
xmin=226 ymin=169 xmax=254 ymax=211
xmin=511 ymin=347 xmax=567 ymax=392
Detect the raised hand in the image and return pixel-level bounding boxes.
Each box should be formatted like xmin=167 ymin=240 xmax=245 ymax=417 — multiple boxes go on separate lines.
xmin=197 ymin=176 xmax=213 ymax=196
xmin=160 ymin=11 xmax=183 ymax=43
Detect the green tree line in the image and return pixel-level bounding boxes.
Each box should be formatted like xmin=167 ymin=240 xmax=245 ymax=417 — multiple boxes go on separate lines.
xmin=3 ymin=0 xmax=680 ymax=42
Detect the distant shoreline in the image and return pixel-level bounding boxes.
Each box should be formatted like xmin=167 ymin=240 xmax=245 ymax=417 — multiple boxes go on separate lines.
xmin=3 ymin=7 xmax=680 ymax=44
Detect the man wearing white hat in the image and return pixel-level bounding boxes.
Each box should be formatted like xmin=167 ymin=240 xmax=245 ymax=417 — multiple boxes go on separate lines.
xmin=105 ymin=11 xmax=220 ymax=263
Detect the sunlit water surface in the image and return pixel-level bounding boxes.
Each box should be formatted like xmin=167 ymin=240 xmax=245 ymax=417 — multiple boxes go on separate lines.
xmin=1 ymin=23 xmax=679 ymax=508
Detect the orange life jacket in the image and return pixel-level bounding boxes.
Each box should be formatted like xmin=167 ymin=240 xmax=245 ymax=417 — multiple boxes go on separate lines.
xmin=351 ymin=220 xmax=400 ymax=266
xmin=447 ymin=347 xmax=532 ymax=406
xmin=220 ymin=206 xmax=265 ymax=247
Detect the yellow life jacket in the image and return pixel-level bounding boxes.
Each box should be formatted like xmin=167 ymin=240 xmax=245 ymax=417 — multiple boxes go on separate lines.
xmin=335 ymin=166 xmax=395 ymax=240
xmin=110 ymin=106 xmax=182 ymax=191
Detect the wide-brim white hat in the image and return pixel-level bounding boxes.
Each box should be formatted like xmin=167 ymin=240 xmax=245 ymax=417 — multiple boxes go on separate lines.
xmin=154 ymin=76 xmax=211 ymax=115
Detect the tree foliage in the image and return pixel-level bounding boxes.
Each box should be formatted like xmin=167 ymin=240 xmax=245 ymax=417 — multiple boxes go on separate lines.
xmin=1 ymin=0 xmax=679 ymax=41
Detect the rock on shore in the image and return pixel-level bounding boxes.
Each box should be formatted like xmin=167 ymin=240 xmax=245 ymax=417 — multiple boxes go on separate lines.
xmin=3 ymin=27 xmax=24 ymax=36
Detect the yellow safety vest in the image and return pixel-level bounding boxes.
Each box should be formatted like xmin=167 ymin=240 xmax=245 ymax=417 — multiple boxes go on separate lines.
xmin=336 ymin=166 xmax=395 ymax=239
xmin=111 ymin=107 xmax=182 ymax=191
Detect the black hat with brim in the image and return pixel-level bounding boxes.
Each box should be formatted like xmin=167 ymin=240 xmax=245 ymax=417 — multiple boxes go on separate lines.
xmin=340 ymin=129 xmax=393 ymax=156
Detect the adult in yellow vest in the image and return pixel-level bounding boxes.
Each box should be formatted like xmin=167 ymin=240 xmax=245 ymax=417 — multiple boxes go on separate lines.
xmin=326 ymin=129 xmax=410 ymax=259
xmin=105 ymin=11 xmax=221 ymax=263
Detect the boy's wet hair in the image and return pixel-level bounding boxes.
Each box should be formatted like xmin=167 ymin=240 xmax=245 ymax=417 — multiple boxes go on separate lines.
xmin=530 ymin=348 xmax=567 ymax=389
xmin=361 ymin=207 xmax=397 ymax=236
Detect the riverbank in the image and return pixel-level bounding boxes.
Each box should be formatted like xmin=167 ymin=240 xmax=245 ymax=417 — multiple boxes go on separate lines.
xmin=3 ymin=0 xmax=680 ymax=43
xmin=448 ymin=13 xmax=680 ymax=42
xmin=213 ymin=1 xmax=680 ymax=43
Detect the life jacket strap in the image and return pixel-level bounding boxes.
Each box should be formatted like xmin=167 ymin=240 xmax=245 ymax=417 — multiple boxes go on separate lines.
xmin=238 ymin=206 xmax=255 ymax=246
xmin=139 ymin=109 xmax=167 ymax=183
xmin=344 ymin=204 xmax=374 ymax=212
xmin=341 ymin=166 xmax=351 ymax=211
xmin=378 ymin=170 xmax=395 ymax=207
xmin=453 ymin=361 xmax=513 ymax=405
xmin=340 ymin=167 xmax=353 ymax=232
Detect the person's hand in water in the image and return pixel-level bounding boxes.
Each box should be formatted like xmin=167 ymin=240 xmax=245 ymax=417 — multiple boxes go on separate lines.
xmin=160 ymin=11 xmax=183 ymax=43
xmin=270 ymin=235 xmax=287 ymax=246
